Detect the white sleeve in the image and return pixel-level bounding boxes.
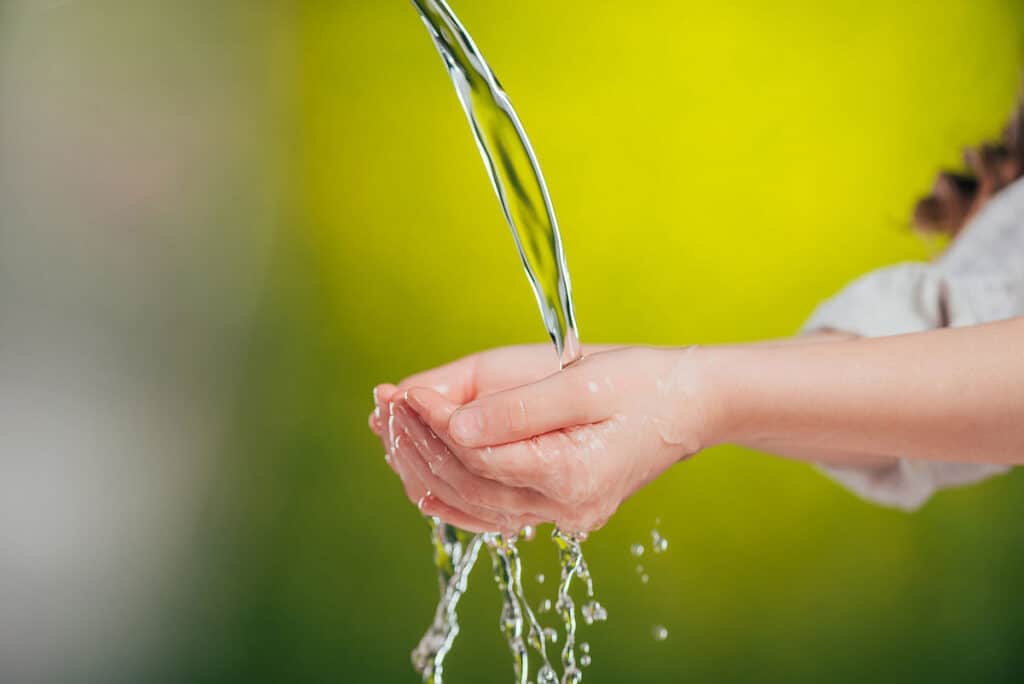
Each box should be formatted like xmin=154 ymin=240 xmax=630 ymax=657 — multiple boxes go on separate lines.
xmin=800 ymin=263 xmax=1011 ymax=511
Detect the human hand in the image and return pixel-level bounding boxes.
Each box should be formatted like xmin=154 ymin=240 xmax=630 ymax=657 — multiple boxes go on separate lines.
xmin=368 ymin=345 xmax=597 ymax=534
xmin=375 ymin=346 xmax=714 ymax=533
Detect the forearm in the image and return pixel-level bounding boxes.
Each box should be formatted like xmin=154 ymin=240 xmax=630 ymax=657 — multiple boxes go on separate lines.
xmin=697 ymin=317 xmax=1024 ymax=466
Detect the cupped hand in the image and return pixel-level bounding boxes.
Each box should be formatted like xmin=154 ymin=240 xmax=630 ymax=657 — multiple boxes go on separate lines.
xmin=372 ymin=346 xmax=714 ymax=533
xmin=367 ymin=344 xmax=603 ymax=534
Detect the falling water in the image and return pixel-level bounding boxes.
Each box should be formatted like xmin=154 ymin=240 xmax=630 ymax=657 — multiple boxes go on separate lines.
xmin=411 ymin=0 xmax=580 ymax=366
xmin=408 ymin=0 xmax=600 ymax=682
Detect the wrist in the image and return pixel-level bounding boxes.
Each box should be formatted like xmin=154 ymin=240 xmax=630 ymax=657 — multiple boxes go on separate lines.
xmin=669 ymin=345 xmax=750 ymax=450
xmin=662 ymin=345 xmax=736 ymax=453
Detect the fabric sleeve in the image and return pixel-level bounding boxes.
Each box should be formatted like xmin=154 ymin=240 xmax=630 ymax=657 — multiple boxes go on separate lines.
xmin=800 ymin=263 xmax=1011 ymax=511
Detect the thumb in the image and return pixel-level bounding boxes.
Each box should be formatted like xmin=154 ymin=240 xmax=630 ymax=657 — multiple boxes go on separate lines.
xmin=448 ymin=366 xmax=610 ymax=447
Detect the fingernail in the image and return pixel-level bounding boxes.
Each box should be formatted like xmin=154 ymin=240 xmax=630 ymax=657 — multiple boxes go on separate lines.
xmin=451 ymin=406 xmax=483 ymax=444
xmin=405 ymin=388 xmax=429 ymax=416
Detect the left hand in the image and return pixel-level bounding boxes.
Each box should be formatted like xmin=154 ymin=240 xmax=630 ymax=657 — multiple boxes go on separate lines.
xmin=375 ymin=346 xmax=714 ymax=533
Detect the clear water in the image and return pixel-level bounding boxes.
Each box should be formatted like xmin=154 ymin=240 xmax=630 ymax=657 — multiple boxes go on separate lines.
xmin=409 ymin=0 xmax=597 ymax=682
xmin=411 ymin=0 xmax=580 ymax=368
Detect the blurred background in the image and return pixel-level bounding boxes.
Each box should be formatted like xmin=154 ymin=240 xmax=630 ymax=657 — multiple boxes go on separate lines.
xmin=1 ymin=0 xmax=1023 ymax=682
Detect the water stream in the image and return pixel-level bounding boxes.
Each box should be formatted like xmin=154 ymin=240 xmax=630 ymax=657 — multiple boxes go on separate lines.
xmin=408 ymin=1 xmax=602 ymax=681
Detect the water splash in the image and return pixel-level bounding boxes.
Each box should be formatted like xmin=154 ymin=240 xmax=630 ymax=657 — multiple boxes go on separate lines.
xmin=651 ymin=529 xmax=668 ymax=554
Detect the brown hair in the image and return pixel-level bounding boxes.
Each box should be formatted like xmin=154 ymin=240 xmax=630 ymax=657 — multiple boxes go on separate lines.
xmin=913 ymin=97 xmax=1024 ymax=236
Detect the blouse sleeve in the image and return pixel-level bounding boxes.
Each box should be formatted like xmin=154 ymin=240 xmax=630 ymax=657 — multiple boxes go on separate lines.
xmin=800 ymin=263 xmax=1011 ymax=511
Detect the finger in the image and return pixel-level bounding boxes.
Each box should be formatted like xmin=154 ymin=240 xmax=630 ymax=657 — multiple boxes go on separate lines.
xmin=393 ymin=400 xmax=549 ymax=529
xmin=400 ymin=393 xmax=563 ymax=519
xmin=405 ymin=387 xmax=583 ymax=507
xmin=383 ymin=418 xmax=494 ymax=536
xmin=369 ymin=384 xmax=400 ymax=436
xmin=419 ymin=494 xmax=501 ymax=535
xmin=447 ymin=365 xmax=612 ymax=447
xmin=396 ymin=356 xmax=478 ymax=404
xmin=383 ymin=417 xmax=429 ymax=509
xmin=392 ymin=401 xmax=523 ymax=532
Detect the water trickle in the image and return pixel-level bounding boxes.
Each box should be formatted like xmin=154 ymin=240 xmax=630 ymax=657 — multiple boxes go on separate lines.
xmin=411 ymin=520 xmax=484 ymax=684
xmin=489 ymin=534 xmax=558 ymax=682
xmin=408 ymin=1 xmax=601 ymax=682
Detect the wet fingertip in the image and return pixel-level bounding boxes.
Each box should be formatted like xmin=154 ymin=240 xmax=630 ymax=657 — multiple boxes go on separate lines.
xmin=405 ymin=386 xmax=430 ymax=414
xmin=391 ymin=398 xmax=413 ymax=423
xmin=384 ymin=400 xmax=400 ymax=454
xmin=375 ymin=383 xmax=400 ymax=404
xmin=406 ymin=386 xmax=456 ymax=425
xmin=374 ymin=383 xmax=398 ymax=405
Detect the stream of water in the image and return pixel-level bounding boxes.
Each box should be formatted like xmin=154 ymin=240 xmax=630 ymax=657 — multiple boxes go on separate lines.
xmin=408 ymin=1 xmax=602 ymax=682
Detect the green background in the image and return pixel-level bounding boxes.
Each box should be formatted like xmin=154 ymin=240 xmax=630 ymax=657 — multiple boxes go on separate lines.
xmin=186 ymin=1 xmax=1024 ymax=682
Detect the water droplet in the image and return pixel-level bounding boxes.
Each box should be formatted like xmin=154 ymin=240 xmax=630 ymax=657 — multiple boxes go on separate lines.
xmin=581 ymin=600 xmax=608 ymax=625
xmin=580 ymin=642 xmax=590 ymax=654
xmin=651 ymin=529 xmax=668 ymax=554
xmin=641 ymin=574 xmax=649 ymax=584
xmin=538 ymin=598 xmax=552 ymax=614
xmin=630 ymin=543 xmax=645 ymax=557
xmin=521 ymin=525 xmax=536 ymax=541
xmin=535 ymin=573 xmax=545 ymax=584
xmin=655 ymin=517 xmax=662 ymax=526
xmin=652 ymin=625 xmax=668 ymax=641
xmin=580 ymin=654 xmax=592 ymax=667
xmin=636 ymin=564 xmax=644 ymax=574
xmin=537 ymin=665 xmax=558 ymax=684
xmin=543 ymin=627 xmax=559 ymax=644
